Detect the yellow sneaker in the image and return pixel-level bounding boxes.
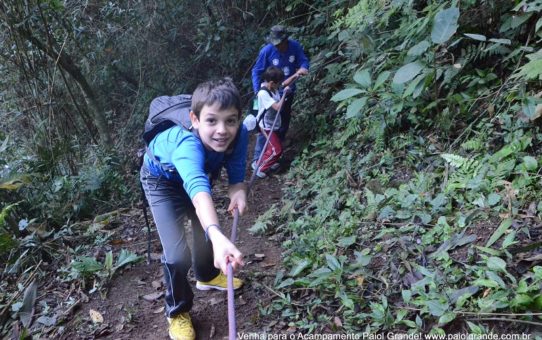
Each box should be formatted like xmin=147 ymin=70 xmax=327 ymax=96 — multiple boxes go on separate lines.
xmin=167 ymin=313 xmax=195 ymax=340
xmin=196 ymin=272 xmax=243 ymax=291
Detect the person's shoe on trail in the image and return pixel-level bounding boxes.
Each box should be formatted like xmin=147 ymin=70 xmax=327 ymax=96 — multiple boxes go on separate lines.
xmin=270 ymin=162 xmax=280 ymax=171
xmin=252 ymin=161 xmax=268 ymax=177
xmin=196 ymin=272 xmax=243 ymax=291
xmin=167 ymin=312 xmax=195 ymax=340
xmin=255 ymin=169 xmax=267 ymax=178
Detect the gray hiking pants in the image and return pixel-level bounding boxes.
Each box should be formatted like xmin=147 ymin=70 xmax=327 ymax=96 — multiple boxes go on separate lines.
xmin=140 ymin=164 xmax=219 ymax=317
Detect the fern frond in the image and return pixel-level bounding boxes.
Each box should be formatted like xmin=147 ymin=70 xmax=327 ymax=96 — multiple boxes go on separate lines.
xmin=441 ymin=153 xmax=471 ymax=169
xmin=461 ymin=138 xmax=483 ymax=152
xmin=248 ymin=204 xmax=278 ymax=235
xmin=334 ymin=120 xmax=362 ymax=148
xmin=461 ymin=44 xmax=482 ymax=65
xmin=481 ymin=43 xmax=510 ymax=59
xmin=491 ymin=158 xmax=516 ymax=180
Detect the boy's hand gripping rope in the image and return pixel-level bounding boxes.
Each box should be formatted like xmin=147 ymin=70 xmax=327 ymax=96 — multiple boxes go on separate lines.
xmin=227 ymin=89 xmax=289 ymax=340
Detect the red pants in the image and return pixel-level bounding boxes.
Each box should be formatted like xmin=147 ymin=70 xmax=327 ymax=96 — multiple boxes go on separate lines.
xmin=257 ymin=130 xmax=282 ymax=173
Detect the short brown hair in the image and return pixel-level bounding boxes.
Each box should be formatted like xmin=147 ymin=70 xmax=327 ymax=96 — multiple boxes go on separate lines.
xmin=191 ymin=77 xmax=241 ymax=118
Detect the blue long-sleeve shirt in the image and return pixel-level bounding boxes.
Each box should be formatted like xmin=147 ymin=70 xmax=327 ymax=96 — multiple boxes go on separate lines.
xmin=144 ymin=125 xmax=248 ymax=200
xmin=251 ymin=39 xmax=310 ymax=94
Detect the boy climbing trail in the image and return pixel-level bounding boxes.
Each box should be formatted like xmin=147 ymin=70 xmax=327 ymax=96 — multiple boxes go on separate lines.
xmin=140 ymin=78 xmax=247 ymax=340
xmin=252 ymin=66 xmax=292 ymax=178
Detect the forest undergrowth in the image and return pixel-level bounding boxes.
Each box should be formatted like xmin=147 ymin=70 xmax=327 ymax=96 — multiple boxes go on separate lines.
xmin=1 ymin=0 xmax=542 ymax=337
xmin=247 ymin=0 xmax=542 ymax=335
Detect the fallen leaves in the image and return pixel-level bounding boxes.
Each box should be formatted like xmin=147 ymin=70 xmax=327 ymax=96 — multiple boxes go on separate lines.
xmin=355 ymin=276 xmax=365 ymax=288
xmin=208 ymin=297 xmax=224 ymax=306
xmin=89 ymin=309 xmax=104 ymax=324
xmin=153 ymin=306 xmax=165 ymax=314
xmin=142 ymin=292 xmax=164 ymax=302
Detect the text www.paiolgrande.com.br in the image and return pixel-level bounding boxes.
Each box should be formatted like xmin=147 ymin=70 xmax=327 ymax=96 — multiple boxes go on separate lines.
xmin=237 ymin=332 xmax=532 ymax=340
xmin=420 ymin=334 xmax=531 ymax=340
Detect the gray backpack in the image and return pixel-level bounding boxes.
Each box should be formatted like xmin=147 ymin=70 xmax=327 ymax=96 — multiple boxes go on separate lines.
xmin=143 ymin=95 xmax=193 ymax=145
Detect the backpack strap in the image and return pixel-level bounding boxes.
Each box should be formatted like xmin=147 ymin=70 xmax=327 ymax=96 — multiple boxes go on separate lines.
xmin=145 ymin=123 xmax=201 ymax=174
xmin=256 ymin=87 xmax=275 ymax=130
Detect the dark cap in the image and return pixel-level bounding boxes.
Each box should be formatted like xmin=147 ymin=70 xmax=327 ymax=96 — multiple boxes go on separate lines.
xmin=267 ymin=25 xmax=289 ymax=45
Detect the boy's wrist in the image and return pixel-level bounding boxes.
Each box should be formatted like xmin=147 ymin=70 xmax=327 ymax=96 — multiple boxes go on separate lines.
xmin=205 ymin=224 xmax=222 ymax=241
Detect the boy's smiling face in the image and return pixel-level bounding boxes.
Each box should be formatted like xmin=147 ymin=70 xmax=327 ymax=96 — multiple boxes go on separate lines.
xmin=190 ymin=103 xmax=239 ymax=152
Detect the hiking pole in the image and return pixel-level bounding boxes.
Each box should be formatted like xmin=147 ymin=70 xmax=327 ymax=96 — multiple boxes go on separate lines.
xmin=137 ymin=148 xmax=154 ymax=265
xmin=139 ymin=182 xmax=153 ymax=265
xmin=142 ymin=202 xmax=152 ymax=265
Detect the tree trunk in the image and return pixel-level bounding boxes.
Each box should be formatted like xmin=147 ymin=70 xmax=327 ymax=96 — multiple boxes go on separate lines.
xmin=0 ymin=0 xmax=113 ymax=147
xmin=15 ymin=26 xmax=113 ymax=146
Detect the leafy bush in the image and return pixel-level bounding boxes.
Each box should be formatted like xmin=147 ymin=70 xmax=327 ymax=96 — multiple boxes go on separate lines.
xmin=257 ymin=0 xmax=542 ymax=333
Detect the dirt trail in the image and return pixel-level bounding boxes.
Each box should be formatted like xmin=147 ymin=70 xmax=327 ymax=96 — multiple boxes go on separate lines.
xmin=59 ymin=137 xmax=294 ymax=339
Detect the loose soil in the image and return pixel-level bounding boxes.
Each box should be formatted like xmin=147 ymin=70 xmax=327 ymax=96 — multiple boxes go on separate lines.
xmin=55 ymin=135 xmax=297 ymax=339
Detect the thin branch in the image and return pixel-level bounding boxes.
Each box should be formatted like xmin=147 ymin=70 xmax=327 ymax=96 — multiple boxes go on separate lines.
xmin=259 ymin=283 xmax=304 ymax=306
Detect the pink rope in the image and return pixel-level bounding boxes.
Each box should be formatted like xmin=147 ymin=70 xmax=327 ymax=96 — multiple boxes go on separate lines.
xmin=227 ymin=261 xmax=236 ymax=339
xmin=227 ymin=208 xmax=239 ymax=339
xmin=227 ymin=87 xmax=293 ymax=339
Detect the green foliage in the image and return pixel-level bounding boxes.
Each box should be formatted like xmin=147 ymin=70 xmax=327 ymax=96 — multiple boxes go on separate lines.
xmin=0 ymin=229 xmax=18 ymax=256
xmin=0 ymin=202 xmax=20 ymax=255
xmin=0 ymin=202 xmax=19 ymax=229
xmin=0 ymin=0 xmax=541 ymax=334
xmin=515 ymin=56 xmax=542 ymax=80
xmin=326 ymin=0 xmax=541 ymax=146
xmin=440 ymin=135 xmax=538 ymax=209
xmin=257 ymin=0 xmax=542 ymax=333
xmin=12 ymin=153 xmax=129 ymax=226
xmin=393 ymin=62 xmax=425 ymax=84
xmin=68 ymin=249 xmax=141 ymax=285
xmin=431 ymin=7 xmax=459 ymax=44
xmin=249 ymin=204 xmax=279 ymax=235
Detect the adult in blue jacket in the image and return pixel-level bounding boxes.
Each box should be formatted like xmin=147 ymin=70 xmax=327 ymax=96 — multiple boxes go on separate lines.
xmin=251 ymin=25 xmax=309 ymax=167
